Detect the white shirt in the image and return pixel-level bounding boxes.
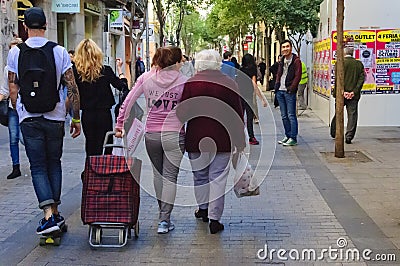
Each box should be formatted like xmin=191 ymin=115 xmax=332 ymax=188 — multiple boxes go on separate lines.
xmin=7 ymin=37 xmax=72 ymax=123
xmin=279 ymin=55 xmax=293 ymax=91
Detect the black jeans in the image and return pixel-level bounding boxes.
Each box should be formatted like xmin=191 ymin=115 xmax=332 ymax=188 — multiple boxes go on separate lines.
xmin=330 ymin=98 xmax=359 ymax=141
xmin=241 ymin=99 xmax=255 ymax=139
xmin=81 ymin=109 xmax=113 ymax=157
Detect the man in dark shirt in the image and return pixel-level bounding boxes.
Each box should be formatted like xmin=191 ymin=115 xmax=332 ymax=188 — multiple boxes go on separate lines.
xmin=330 ymin=46 xmax=365 ymax=144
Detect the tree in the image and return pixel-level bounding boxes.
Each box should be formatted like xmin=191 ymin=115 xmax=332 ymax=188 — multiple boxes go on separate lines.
xmin=180 ymin=11 xmax=204 ymax=55
xmin=128 ymin=0 xmax=148 ymax=87
xmin=258 ymin=0 xmax=323 ymax=56
xmin=335 ymin=0 xmax=345 ymax=158
xmin=152 ymin=0 xmax=173 ymax=47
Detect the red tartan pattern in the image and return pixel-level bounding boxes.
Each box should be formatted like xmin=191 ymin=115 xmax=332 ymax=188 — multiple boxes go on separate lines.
xmin=81 ymin=155 xmax=140 ymax=225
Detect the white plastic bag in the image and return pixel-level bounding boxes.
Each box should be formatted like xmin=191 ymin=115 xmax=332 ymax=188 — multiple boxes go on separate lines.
xmin=126 ymin=118 xmax=144 ymax=157
xmin=112 ymin=118 xmax=144 ymax=158
xmin=232 ymin=151 xmax=260 ymax=198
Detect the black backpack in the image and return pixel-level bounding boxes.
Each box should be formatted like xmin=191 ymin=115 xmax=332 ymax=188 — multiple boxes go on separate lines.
xmin=17 ymin=41 xmax=59 ymax=113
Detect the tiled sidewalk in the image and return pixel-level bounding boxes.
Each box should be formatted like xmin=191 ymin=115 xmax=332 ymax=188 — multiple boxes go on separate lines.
xmin=0 ymin=97 xmax=398 ymax=265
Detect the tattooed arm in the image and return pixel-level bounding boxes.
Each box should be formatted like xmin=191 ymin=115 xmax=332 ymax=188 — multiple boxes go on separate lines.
xmin=62 ymin=68 xmax=81 ymax=138
xmin=8 ymin=71 xmax=18 ymax=109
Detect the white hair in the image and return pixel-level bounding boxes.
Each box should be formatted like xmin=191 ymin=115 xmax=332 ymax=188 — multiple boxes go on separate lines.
xmin=195 ymin=49 xmax=222 ymax=72
xmin=344 ymin=46 xmax=354 ymax=56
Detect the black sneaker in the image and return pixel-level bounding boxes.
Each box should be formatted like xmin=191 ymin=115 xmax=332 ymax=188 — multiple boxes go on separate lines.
xmin=36 ymin=215 xmax=60 ymax=235
xmin=209 ymin=220 xmax=224 ymax=234
xmin=194 ymin=208 xmax=209 ymax=222
xmin=54 ymin=213 xmax=65 ymax=227
xmin=345 ymin=139 xmax=352 ymax=144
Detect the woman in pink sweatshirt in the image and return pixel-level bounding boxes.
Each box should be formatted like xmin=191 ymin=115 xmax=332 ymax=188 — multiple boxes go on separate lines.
xmin=115 ymin=47 xmax=187 ymax=234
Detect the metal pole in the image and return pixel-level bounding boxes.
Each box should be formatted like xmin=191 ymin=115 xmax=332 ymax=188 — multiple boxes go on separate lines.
xmin=145 ymin=3 xmax=150 ymax=71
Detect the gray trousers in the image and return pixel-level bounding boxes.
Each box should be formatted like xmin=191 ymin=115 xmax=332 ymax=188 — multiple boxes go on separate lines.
xmin=145 ymin=132 xmax=184 ymax=223
xmin=330 ymin=98 xmax=359 ymax=141
xmin=297 ymin=83 xmax=307 ymax=108
xmin=188 ymin=152 xmax=231 ymax=221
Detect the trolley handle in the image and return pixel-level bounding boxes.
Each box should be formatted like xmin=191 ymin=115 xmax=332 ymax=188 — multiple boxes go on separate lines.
xmin=103 ymin=131 xmax=125 ymax=154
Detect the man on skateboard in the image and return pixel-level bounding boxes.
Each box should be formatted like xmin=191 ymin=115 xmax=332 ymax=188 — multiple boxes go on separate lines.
xmin=7 ymin=7 xmax=81 ymax=235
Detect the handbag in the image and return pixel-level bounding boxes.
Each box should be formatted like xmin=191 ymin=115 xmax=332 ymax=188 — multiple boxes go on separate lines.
xmin=0 ymin=100 xmax=9 ymax=127
xmin=232 ymin=150 xmax=260 ymax=198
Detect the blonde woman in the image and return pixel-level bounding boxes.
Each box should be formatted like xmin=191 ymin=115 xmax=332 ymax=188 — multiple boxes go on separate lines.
xmin=73 ymin=39 xmax=128 ymax=156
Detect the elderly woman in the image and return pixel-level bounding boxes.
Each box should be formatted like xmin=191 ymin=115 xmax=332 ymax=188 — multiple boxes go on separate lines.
xmin=177 ymin=49 xmax=245 ymax=234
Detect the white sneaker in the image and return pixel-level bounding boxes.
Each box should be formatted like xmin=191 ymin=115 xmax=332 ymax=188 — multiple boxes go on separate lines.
xmin=157 ymin=221 xmax=175 ymax=234
xmin=278 ymin=137 xmax=289 ymax=144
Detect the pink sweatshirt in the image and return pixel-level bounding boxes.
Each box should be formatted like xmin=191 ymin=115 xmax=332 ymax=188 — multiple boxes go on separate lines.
xmin=116 ymin=68 xmax=188 ymax=133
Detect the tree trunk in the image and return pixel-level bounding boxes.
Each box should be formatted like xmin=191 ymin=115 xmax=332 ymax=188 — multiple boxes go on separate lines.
xmin=153 ymin=0 xmax=165 ymax=47
xmin=175 ymin=5 xmax=185 ymax=47
xmin=265 ymin=26 xmax=272 ymax=90
xmin=130 ymin=1 xmax=137 ymax=88
xmin=335 ymin=0 xmax=345 ymax=158
xmin=252 ymin=23 xmax=256 ymax=57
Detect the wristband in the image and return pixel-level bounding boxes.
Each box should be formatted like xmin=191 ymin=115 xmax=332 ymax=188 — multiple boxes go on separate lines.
xmin=71 ymin=118 xmax=80 ymax=123
xmin=119 ymin=73 xmax=124 ymax=77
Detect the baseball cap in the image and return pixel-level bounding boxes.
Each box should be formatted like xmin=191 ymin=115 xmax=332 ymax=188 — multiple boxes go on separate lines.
xmin=24 ymin=7 xmax=46 ymax=29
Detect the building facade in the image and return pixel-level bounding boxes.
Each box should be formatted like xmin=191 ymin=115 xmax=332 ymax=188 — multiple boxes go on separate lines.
xmin=313 ymin=0 xmax=400 ymax=126
xmin=0 ymin=0 xmax=144 ymax=86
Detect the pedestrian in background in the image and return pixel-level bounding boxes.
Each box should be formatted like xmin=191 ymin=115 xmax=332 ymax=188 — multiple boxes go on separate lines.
xmin=237 ymin=53 xmax=268 ymax=145
xmin=330 ymin=46 xmax=365 ymax=144
xmin=231 ymin=56 xmax=241 ymax=70
xmin=73 ymin=38 xmax=128 ymax=157
xmin=298 ymin=61 xmax=308 ymax=110
xmin=115 ymin=47 xmax=187 ymax=234
xmin=135 ymin=56 xmax=145 ymax=81
xmin=0 ymin=38 xmax=23 ymax=180
xmin=177 ymin=49 xmax=246 ymax=234
xmin=275 ymin=40 xmax=302 ymax=146
xmin=180 ymin=54 xmax=195 ymax=77
xmin=269 ymin=55 xmax=282 ymax=107
xmin=220 ymin=51 xmax=236 ymax=80
xmin=8 ymin=7 xmax=81 ymax=234
xmin=258 ymin=58 xmax=267 ymax=86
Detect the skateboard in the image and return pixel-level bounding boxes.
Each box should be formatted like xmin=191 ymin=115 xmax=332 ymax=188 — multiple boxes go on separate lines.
xmin=39 ymin=224 xmax=68 ymax=246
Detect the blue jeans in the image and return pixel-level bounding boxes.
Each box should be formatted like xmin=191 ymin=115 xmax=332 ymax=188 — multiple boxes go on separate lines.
xmin=276 ymin=90 xmax=298 ymax=141
xmin=20 ymin=117 xmax=65 ymax=209
xmin=8 ymin=108 xmax=21 ymax=165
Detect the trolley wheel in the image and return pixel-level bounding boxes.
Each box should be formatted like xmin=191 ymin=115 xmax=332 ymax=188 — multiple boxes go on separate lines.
xmin=134 ymin=221 xmax=139 ymax=238
xmin=118 ymin=229 xmax=125 ymax=245
xmin=95 ymin=227 xmax=102 ymax=245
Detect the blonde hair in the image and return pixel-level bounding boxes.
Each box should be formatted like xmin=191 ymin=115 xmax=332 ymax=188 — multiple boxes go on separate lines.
xmin=74 ymin=39 xmax=104 ymax=82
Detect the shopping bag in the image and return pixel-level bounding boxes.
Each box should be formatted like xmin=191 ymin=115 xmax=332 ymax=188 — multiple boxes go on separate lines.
xmin=232 ymin=151 xmax=260 ymax=198
xmin=125 ymin=118 xmax=144 ymax=158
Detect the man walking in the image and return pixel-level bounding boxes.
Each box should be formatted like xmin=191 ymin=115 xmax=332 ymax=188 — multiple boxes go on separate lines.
xmin=330 ymin=46 xmax=365 ymax=144
xmin=298 ymin=61 xmax=308 ymax=109
xmin=220 ymin=51 xmax=236 ymax=80
xmin=8 ymin=7 xmax=81 ymax=234
xmin=274 ymin=40 xmax=302 ymax=146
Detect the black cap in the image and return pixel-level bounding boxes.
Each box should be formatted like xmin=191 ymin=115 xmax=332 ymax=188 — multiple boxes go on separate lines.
xmin=24 ymin=7 xmax=46 ymax=29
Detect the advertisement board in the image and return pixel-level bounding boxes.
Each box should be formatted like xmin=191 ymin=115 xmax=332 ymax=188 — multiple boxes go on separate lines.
xmin=331 ymin=30 xmax=377 ymax=94
xmin=375 ymin=29 xmax=400 ymax=94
